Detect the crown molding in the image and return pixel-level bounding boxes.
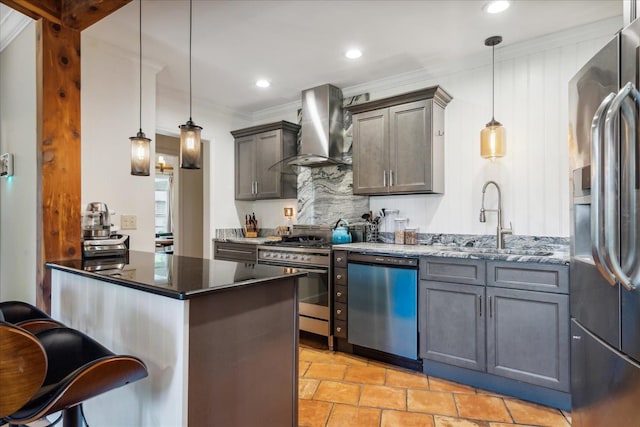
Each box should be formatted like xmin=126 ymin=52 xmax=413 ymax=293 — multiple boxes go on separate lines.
xmin=156 ymin=85 xmax=253 ymax=123
xmin=340 ymin=16 xmax=622 ymax=100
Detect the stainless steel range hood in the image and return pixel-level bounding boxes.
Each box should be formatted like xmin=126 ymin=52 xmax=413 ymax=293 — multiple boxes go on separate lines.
xmin=271 ymin=84 xmax=345 ymax=172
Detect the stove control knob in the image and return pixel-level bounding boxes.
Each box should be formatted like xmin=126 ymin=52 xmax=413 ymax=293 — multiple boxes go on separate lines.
xmin=264 ymin=253 xmax=271 ymax=258
xmin=292 ymin=255 xmax=298 ymax=260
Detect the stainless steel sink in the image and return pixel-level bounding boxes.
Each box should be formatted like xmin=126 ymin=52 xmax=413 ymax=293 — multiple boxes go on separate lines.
xmin=435 ymin=247 xmax=553 ymax=257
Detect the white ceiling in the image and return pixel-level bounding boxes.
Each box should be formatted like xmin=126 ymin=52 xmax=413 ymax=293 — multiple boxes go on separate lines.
xmin=4 ymin=1 xmax=623 ymax=114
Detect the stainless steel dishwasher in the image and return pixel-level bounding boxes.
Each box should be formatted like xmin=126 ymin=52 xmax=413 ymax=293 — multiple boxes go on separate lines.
xmin=347 ymin=253 xmax=419 ymax=360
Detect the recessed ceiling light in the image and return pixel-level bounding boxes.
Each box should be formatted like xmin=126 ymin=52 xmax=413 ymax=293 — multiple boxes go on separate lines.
xmin=345 ymin=49 xmax=362 ymax=59
xmin=256 ymin=79 xmax=270 ymax=88
xmin=484 ymin=1 xmax=510 ymax=14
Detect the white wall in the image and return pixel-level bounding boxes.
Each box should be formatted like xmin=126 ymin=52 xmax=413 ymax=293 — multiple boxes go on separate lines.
xmin=155 ymin=88 xmax=251 ymax=254
xmin=81 ymin=35 xmax=158 ymax=252
xmin=0 ymin=20 xmax=37 ymax=302
xmin=249 ymin=17 xmax=622 ymax=238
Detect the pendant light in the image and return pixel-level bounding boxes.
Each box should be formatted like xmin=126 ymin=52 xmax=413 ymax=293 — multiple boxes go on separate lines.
xmin=179 ymin=0 xmax=202 ymax=169
xmin=480 ymin=35 xmax=506 ymax=160
xmin=130 ymin=0 xmax=151 ymax=176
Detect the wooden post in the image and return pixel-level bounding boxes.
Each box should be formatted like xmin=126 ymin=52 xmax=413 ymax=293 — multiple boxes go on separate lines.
xmin=2 ymin=0 xmax=133 ymax=312
xmin=35 ymin=19 xmax=81 ymax=313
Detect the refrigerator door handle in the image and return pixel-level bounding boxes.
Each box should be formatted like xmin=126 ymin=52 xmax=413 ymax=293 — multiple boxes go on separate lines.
xmin=591 ymin=92 xmax=618 ymax=285
xmin=603 ymin=82 xmax=640 ymax=291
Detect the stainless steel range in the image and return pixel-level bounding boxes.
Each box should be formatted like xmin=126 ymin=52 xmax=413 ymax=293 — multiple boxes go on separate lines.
xmin=258 ymin=225 xmax=333 ymax=349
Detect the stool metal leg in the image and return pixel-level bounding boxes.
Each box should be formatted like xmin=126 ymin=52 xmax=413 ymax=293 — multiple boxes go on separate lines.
xmin=62 ymin=406 xmax=82 ymax=427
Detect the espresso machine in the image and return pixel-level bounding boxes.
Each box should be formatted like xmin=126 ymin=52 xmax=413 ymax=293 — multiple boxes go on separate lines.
xmin=82 ymin=202 xmax=129 ymax=259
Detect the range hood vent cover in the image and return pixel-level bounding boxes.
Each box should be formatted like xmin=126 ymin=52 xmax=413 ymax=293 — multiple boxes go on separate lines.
xmin=270 ymin=84 xmax=346 ymax=174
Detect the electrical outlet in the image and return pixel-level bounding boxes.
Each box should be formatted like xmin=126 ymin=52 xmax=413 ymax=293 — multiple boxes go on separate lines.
xmin=121 ymin=214 xmax=137 ymax=230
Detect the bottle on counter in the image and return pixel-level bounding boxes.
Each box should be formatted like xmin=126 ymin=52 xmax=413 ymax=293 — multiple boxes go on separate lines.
xmin=394 ymin=218 xmax=408 ymax=244
xmin=404 ymin=227 xmax=418 ymax=245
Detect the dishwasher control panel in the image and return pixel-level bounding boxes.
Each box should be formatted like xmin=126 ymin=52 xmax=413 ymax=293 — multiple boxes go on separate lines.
xmin=348 ymin=253 xmax=418 ymax=268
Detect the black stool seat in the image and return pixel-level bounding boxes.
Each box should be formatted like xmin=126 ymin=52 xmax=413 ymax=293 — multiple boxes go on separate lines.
xmin=0 ymin=301 xmax=63 ymax=334
xmin=4 ymin=327 xmax=147 ymax=426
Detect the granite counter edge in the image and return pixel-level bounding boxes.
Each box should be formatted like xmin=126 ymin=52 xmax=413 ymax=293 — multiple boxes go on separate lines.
xmin=46 ymin=262 xmax=306 ymax=300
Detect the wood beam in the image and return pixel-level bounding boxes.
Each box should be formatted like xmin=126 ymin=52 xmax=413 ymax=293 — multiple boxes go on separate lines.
xmin=35 ymin=19 xmax=81 ymax=313
xmin=61 ymin=0 xmax=132 ymax=31
xmin=1 ymin=1 xmax=133 ymax=31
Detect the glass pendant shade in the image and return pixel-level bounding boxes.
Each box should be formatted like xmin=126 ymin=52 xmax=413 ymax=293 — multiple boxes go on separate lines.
xmin=480 ymin=120 xmax=506 ymax=160
xmin=179 ymin=119 xmax=202 ymax=169
xmin=481 ymin=35 xmax=506 ymax=160
xmin=130 ymin=131 xmax=151 ymax=176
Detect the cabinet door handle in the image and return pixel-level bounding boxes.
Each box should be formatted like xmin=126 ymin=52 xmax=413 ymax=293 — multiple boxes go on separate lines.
xmin=336 ymin=274 xmax=343 ymax=280
xmin=336 ymin=257 xmax=343 ymax=263
xmin=390 ymin=170 xmax=394 ymax=186
xmin=336 ymin=326 xmax=342 ymax=333
xmin=254 ymin=181 xmax=258 ymax=194
xmin=489 ymin=296 xmax=493 ymax=318
xmin=479 ymin=295 xmax=482 ymax=317
xmin=336 ymin=309 xmax=342 ymax=315
xmin=336 ymin=291 xmax=343 ymax=297
xmin=383 ymin=170 xmax=387 ymax=187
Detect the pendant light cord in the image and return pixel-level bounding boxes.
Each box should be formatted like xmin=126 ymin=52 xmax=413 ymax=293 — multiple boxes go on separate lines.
xmin=189 ymin=0 xmax=193 ymax=121
xmin=491 ymin=43 xmax=495 ymax=121
xmin=139 ymin=0 xmax=142 ymax=133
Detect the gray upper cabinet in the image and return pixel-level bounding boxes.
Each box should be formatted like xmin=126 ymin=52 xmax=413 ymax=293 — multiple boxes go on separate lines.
xmin=231 ymin=121 xmax=299 ymax=200
xmin=347 ymin=86 xmax=452 ymax=195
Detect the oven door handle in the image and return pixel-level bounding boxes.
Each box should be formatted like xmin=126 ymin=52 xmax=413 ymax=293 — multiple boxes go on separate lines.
xmin=293 ymin=268 xmax=328 ymax=274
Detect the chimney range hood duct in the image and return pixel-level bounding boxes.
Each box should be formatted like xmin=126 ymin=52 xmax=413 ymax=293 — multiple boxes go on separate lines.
xmin=270 ymin=84 xmax=345 ymax=173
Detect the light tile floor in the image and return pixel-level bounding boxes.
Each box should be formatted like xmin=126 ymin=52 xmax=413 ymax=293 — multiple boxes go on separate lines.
xmin=298 ymin=345 xmax=571 ymax=427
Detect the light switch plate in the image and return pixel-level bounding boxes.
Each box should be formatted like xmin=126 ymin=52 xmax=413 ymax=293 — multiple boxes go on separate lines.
xmin=0 ymin=153 xmax=13 ymax=177
xmin=121 ymin=214 xmax=137 ymax=230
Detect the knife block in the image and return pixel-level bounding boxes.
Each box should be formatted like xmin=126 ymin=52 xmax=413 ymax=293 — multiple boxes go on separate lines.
xmin=245 ymin=221 xmax=258 ymax=238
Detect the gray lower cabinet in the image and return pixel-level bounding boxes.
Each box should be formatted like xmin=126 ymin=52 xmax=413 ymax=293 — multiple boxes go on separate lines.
xmin=347 ymin=86 xmax=452 ymax=195
xmin=333 ymin=250 xmax=349 ymax=340
xmin=486 ymin=287 xmax=570 ymax=391
xmin=419 ymin=280 xmax=486 ymax=371
xmin=232 ymin=121 xmax=299 ymax=200
xmin=419 ymin=257 xmax=570 ymax=393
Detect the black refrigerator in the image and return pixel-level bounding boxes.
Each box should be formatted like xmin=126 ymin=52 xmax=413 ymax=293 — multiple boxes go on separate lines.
xmin=569 ymin=17 xmax=640 ymax=427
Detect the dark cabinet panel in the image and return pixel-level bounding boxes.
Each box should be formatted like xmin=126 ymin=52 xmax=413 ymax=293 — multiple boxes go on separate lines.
xmin=419 ymin=280 xmax=486 ymax=371
xmin=419 ymin=257 xmax=570 ymax=393
xmin=420 ymin=257 xmax=485 ymax=286
xmin=348 ymin=86 xmax=452 ymax=195
xmin=352 ymin=109 xmax=388 ymax=194
xmin=486 ymin=287 xmax=570 ymax=391
xmin=231 ymin=121 xmax=299 ymax=200
xmin=488 ymin=261 xmax=569 ymax=294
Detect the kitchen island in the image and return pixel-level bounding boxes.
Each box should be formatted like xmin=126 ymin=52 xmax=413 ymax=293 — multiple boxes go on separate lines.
xmin=46 ymin=251 xmax=305 ymax=427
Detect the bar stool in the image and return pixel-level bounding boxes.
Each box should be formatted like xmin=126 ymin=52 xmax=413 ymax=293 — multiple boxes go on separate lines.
xmin=1 ymin=324 xmax=148 ymax=427
xmin=0 ymin=321 xmax=47 ymax=420
xmin=0 ymin=301 xmax=63 ymax=333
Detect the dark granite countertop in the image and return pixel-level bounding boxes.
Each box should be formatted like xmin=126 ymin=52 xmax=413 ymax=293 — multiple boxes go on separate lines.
xmin=46 ymin=250 xmax=306 ymax=300
xmin=333 ymin=243 xmax=570 ymax=265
